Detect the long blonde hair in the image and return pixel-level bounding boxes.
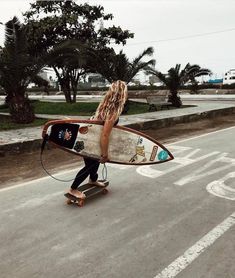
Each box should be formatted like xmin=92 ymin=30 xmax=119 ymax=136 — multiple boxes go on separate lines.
xmin=94 ymin=80 xmax=128 ymax=122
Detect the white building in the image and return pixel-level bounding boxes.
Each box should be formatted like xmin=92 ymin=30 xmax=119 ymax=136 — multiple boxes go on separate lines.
xmin=223 ymin=69 xmax=235 ymax=85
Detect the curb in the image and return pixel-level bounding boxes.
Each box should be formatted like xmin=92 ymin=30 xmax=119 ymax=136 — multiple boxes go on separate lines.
xmin=126 ymin=106 xmax=235 ymax=130
xmin=0 ymin=139 xmax=42 ymax=156
xmin=1 ymin=106 xmax=235 ymax=156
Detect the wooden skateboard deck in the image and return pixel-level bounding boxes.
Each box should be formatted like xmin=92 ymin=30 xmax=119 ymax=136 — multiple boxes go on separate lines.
xmin=64 ymin=180 xmax=109 ymax=207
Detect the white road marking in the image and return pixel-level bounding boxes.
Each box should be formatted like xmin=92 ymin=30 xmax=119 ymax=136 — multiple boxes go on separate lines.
xmin=136 ymin=150 xmax=220 ymax=179
xmin=108 ymin=164 xmax=133 ymax=170
xmin=0 ymin=168 xmax=79 ymax=192
xmin=174 ymin=152 xmax=235 ymax=186
xmin=207 ymin=172 xmax=235 ymax=201
xmin=0 ymin=163 xmax=131 ymax=193
xmin=154 ymin=212 xmax=235 ymax=278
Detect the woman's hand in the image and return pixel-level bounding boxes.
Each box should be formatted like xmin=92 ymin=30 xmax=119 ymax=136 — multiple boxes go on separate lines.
xmin=100 ymin=155 xmax=109 ymax=164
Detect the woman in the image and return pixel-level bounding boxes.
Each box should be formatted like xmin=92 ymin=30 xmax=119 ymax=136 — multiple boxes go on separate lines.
xmin=69 ymin=80 xmax=128 ymax=199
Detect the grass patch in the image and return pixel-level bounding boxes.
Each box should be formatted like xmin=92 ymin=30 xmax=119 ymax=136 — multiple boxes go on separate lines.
xmin=0 ymin=101 xmax=194 ymax=131
xmin=33 ymin=101 xmax=100 ymax=116
xmin=0 ymin=101 xmax=150 ymax=116
xmin=32 ymin=101 xmax=150 ymax=115
xmin=0 ymin=101 xmax=150 ymax=131
xmin=0 ymin=115 xmax=49 ymax=131
xmin=126 ymin=101 xmax=150 ymax=114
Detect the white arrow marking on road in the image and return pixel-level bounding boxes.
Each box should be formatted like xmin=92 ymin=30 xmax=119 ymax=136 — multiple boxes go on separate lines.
xmin=174 ymin=152 xmax=235 ymax=186
xmin=136 ymin=150 xmax=220 ymax=179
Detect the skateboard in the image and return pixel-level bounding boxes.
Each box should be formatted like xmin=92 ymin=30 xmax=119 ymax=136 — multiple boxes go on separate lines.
xmin=64 ymin=180 xmax=109 ymax=207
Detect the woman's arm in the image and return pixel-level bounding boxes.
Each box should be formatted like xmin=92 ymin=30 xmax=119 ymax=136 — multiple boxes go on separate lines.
xmin=100 ymin=114 xmax=117 ymax=163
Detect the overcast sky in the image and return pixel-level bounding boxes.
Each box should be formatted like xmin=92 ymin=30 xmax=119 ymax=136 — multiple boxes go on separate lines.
xmin=0 ymin=0 xmax=235 ymax=79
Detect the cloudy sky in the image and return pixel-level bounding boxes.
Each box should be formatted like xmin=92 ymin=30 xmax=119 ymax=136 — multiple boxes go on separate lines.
xmin=0 ymin=0 xmax=235 ymax=79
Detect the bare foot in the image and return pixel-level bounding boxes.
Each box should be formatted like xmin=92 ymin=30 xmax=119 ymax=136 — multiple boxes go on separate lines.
xmin=69 ymin=189 xmax=85 ymax=199
xmin=88 ymin=179 xmax=106 ymax=187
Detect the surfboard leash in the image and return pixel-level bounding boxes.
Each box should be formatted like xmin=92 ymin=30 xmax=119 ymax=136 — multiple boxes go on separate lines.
xmin=40 ymin=135 xmax=75 ymax=182
xmin=40 ymin=135 xmax=108 ymax=183
xmin=102 ymin=163 xmax=108 ymax=180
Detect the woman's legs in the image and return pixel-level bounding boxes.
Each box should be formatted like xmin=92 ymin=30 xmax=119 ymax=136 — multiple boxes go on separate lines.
xmin=70 ymin=158 xmax=105 ymax=195
xmin=87 ymin=159 xmax=100 ymax=182
xmin=70 ymin=158 xmax=104 ymax=194
xmin=69 ymin=158 xmax=99 ymax=198
xmin=71 ymin=158 xmax=99 ymax=190
xmin=86 ymin=159 xmax=106 ymax=187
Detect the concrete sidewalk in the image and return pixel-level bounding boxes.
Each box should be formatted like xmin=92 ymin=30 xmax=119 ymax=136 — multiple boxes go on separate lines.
xmin=1 ymin=101 xmax=235 ymax=154
xmin=2 ymin=94 xmax=235 ymax=103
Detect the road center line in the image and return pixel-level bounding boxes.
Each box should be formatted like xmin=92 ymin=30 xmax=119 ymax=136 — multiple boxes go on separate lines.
xmin=154 ymin=212 xmax=235 ymax=278
xmin=0 ymin=168 xmax=78 ymax=192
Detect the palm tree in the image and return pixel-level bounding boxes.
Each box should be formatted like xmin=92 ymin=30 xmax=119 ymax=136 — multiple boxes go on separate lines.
xmin=0 ymin=17 xmax=47 ymax=123
xmin=147 ymin=63 xmax=211 ymax=107
xmin=89 ymin=47 xmax=156 ymax=84
xmin=184 ymin=63 xmax=211 ymax=93
xmin=87 ymin=46 xmax=155 ymax=113
xmin=157 ymin=64 xmax=184 ymax=107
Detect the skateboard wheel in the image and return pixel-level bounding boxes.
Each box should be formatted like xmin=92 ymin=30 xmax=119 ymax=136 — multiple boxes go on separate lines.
xmin=67 ymin=199 xmax=72 ymax=205
xmin=78 ymin=200 xmax=84 ymax=207
xmin=102 ymin=189 xmax=109 ymax=195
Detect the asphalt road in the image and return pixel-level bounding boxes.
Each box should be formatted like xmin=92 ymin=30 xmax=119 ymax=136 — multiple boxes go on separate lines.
xmin=0 ymin=127 xmax=234 ymax=278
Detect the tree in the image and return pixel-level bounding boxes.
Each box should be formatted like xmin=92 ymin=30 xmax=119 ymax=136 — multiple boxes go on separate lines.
xmin=89 ymin=47 xmax=155 ymax=83
xmin=184 ymin=63 xmax=211 ymax=94
xmin=0 ymin=17 xmax=48 ymax=123
xmin=147 ymin=63 xmax=211 ymax=107
xmin=147 ymin=64 xmax=184 ymax=107
xmin=45 ymin=40 xmax=91 ymax=102
xmin=87 ymin=46 xmax=155 ymax=113
xmin=32 ymin=74 xmax=50 ymax=95
xmin=24 ymin=0 xmax=134 ymax=103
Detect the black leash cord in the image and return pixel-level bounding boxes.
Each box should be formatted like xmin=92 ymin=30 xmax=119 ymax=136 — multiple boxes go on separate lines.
xmin=40 ymin=136 xmax=108 ymax=183
xmin=40 ymin=151 xmax=76 ymax=182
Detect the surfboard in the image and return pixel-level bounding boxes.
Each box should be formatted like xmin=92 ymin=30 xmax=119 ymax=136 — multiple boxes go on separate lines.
xmin=42 ymin=119 xmax=174 ymax=165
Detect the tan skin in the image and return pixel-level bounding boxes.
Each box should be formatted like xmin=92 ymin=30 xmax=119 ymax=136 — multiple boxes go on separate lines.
xmin=99 ymin=113 xmax=117 ymax=164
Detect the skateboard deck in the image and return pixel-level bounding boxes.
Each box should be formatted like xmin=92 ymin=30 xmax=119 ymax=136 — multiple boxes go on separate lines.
xmin=64 ymin=180 xmax=109 ymax=207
